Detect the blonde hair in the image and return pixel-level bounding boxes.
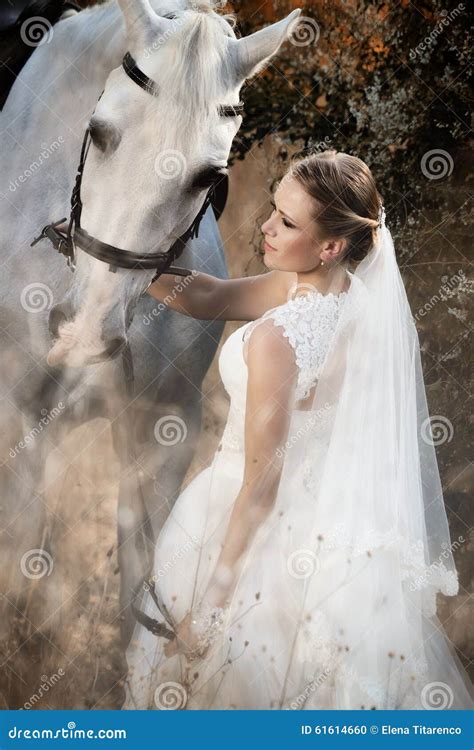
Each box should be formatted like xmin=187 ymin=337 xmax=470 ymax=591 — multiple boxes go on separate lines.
xmin=289 ymin=150 xmax=382 ymax=263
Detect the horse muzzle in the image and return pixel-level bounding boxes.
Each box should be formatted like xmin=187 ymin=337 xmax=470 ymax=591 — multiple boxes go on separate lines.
xmin=47 ymin=302 xmax=127 ymax=368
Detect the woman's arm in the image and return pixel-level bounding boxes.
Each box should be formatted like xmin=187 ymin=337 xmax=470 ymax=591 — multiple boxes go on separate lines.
xmin=164 ymin=319 xmax=298 ymax=658
xmin=204 ymin=319 xmax=298 ymax=606
xmin=146 ymin=269 xmax=292 ymax=321
xmin=145 ymin=271 xmax=215 ymax=319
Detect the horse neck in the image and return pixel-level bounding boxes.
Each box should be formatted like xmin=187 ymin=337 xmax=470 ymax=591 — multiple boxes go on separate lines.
xmin=0 ymin=3 xmax=128 ymax=243
xmin=0 ymin=1 xmax=187 ymax=241
xmin=3 ymin=4 xmax=126 ymax=120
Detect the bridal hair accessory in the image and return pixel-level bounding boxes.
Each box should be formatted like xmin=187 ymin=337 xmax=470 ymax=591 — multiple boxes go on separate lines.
xmin=377 ymin=203 xmax=386 ymax=229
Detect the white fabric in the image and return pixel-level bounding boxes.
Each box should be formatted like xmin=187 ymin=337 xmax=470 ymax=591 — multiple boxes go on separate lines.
xmin=243 ymin=289 xmax=349 ymax=401
xmin=122 ymin=212 xmax=473 ymax=710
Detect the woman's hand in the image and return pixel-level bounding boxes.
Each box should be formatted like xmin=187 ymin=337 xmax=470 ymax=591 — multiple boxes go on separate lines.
xmin=164 ymin=601 xmax=227 ymax=660
xmin=164 ymin=610 xmax=205 ymax=659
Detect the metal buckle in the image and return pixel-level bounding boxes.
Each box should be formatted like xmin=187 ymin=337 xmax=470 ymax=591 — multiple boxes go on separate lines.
xmin=31 ymin=217 xmax=76 ymax=271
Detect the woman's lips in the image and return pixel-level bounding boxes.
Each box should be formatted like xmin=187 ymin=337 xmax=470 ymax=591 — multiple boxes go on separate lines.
xmin=264 ymin=240 xmax=277 ymax=252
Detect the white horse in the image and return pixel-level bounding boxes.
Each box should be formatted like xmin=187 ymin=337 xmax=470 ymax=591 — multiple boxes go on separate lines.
xmin=0 ymin=0 xmax=301 ymax=654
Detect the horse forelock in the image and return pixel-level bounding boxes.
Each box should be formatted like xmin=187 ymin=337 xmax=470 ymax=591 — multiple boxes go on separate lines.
xmin=145 ymin=7 xmax=237 ymax=151
xmin=185 ymin=0 xmax=236 ymax=17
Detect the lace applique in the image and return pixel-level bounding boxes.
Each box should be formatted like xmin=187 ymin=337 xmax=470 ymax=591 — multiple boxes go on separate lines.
xmin=291 ymin=605 xmax=432 ymax=709
xmin=244 ymin=291 xmax=348 ymax=402
xmin=294 ymin=520 xmax=459 ymax=616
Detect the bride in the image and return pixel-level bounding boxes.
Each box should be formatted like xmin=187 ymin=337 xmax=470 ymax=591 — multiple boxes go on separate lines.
xmin=122 ymin=150 xmax=473 ymax=710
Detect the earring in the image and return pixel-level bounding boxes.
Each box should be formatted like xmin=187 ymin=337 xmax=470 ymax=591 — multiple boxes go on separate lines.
xmin=320 ymin=261 xmax=325 ymax=267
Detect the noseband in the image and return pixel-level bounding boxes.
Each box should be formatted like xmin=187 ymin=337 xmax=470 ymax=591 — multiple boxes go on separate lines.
xmin=31 ymin=52 xmax=244 ymax=283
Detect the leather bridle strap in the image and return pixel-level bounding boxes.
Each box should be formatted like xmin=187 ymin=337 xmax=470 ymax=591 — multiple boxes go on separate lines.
xmin=31 ymin=51 xmax=243 ymax=282
xmin=122 ymin=51 xmax=245 ymax=118
xmin=122 ymin=52 xmax=159 ymax=97
xmin=74 ymin=226 xmax=189 ymax=271
xmin=70 ymin=121 xmax=226 ymax=278
xmin=73 ymin=178 xmax=219 ymax=276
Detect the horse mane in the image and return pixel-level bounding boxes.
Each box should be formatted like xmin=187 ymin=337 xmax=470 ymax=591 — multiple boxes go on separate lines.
xmin=145 ymin=2 xmax=239 ymax=151
xmin=1 ymin=0 xmax=239 ymax=153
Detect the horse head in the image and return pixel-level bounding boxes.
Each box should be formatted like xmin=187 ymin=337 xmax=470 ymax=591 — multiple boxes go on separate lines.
xmin=46 ymin=0 xmax=301 ymax=367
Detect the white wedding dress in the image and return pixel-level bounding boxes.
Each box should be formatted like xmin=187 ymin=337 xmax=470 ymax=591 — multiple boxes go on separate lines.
xmin=122 ymin=284 xmax=473 ymax=711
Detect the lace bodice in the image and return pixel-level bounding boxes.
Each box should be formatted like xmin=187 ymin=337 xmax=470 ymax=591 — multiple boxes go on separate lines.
xmin=216 ymin=285 xmax=349 ymax=455
xmin=242 ymin=288 xmax=349 ymax=401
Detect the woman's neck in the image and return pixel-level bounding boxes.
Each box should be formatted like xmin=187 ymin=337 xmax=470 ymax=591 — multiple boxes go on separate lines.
xmin=294 ymin=264 xmax=351 ymax=296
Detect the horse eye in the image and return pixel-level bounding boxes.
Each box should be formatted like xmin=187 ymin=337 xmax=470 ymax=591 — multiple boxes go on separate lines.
xmin=191 ymin=166 xmax=228 ymax=190
xmin=88 ymin=123 xmax=107 ymax=152
xmin=88 ymin=118 xmax=121 ymax=154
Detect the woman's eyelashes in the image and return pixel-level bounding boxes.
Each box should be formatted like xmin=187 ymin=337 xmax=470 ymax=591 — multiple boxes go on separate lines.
xmin=269 ymin=200 xmax=295 ymax=228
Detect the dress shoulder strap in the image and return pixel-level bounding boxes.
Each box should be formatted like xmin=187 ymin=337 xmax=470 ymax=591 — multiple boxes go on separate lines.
xmin=243 ymin=291 xmax=348 ymax=401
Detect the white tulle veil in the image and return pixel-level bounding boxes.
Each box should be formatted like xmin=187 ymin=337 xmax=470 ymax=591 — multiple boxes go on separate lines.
xmin=204 ymin=207 xmax=473 ymax=709
xmin=125 ymin=208 xmax=473 ymax=710
xmin=279 ymin=207 xmax=460 ymax=605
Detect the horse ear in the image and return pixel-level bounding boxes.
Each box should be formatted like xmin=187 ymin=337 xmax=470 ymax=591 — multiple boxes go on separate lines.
xmin=117 ymin=0 xmax=174 ymax=49
xmin=228 ymin=9 xmax=302 ymax=83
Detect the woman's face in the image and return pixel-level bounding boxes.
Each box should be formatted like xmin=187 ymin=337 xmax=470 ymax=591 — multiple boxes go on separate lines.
xmin=261 ymin=175 xmax=322 ymax=272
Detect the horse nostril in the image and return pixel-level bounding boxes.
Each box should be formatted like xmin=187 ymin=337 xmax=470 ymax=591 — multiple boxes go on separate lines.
xmin=48 ymin=303 xmax=72 ymax=339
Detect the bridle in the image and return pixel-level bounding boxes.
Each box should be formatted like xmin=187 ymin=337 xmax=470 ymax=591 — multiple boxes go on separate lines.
xmin=30 ymin=36 xmax=244 ymax=641
xmin=31 ymin=51 xmax=244 ymax=283
xmin=30 ymin=52 xmax=243 ymax=618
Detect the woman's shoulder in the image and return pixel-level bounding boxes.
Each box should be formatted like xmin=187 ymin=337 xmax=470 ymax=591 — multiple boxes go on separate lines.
xmin=243 ymin=316 xmax=300 ymax=393
xmin=244 ymin=281 xmax=349 ymax=341
xmin=241 ymin=309 xmax=298 ymax=371
xmin=242 ymin=279 xmax=352 ymax=399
